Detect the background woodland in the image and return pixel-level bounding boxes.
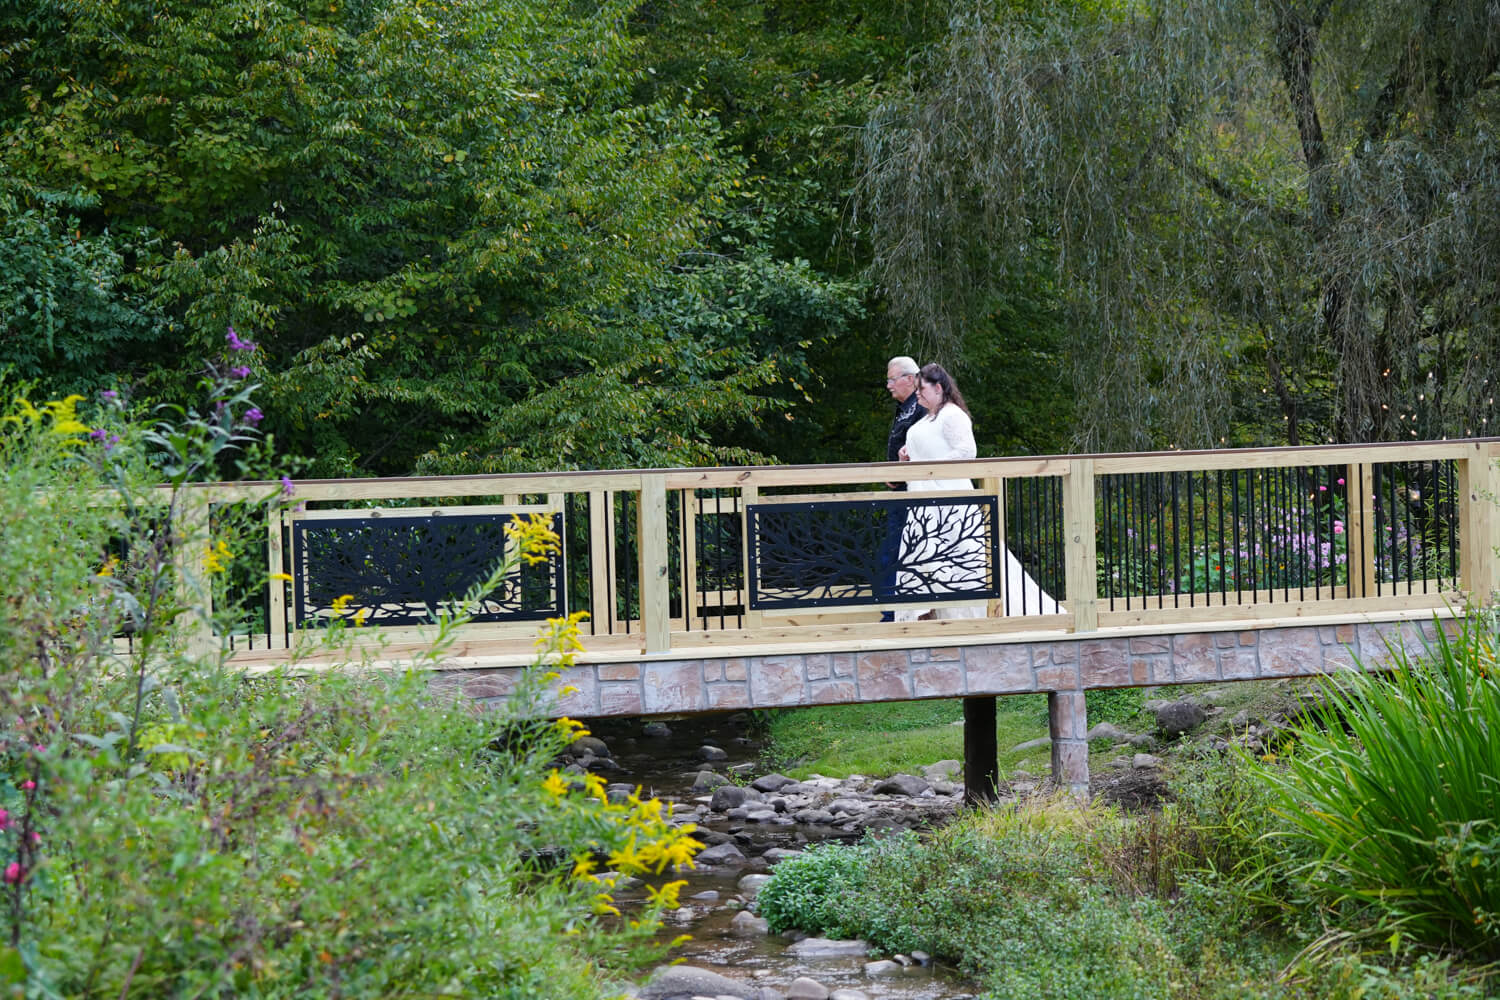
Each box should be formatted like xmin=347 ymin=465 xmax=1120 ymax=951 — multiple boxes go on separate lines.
xmin=3 ymin=0 xmax=1498 ymax=475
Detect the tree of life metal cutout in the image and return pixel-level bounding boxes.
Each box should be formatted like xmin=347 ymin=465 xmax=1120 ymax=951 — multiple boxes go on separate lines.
xmin=746 ymin=495 xmax=999 ymax=610
xmin=291 ymin=512 xmax=563 ymax=628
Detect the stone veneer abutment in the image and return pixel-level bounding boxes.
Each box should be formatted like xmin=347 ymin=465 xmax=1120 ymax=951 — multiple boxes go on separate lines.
xmin=429 ymin=616 xmax=1458 ymax=797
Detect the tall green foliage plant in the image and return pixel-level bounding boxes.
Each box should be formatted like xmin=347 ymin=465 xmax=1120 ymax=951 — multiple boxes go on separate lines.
xmin=1253 ymin=619 xmax=1500 ymax=957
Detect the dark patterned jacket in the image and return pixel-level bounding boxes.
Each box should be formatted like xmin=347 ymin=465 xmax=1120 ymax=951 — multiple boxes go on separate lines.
xmin=886 ymin=394 xmax=924 ymax=490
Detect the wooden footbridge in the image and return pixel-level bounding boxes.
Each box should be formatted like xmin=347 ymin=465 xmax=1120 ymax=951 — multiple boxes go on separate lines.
xmin=191 ymin=439 xmax=1498 ymax=800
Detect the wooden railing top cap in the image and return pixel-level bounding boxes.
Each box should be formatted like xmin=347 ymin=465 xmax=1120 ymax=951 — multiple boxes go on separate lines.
xmin=188 ymin=436 xmax=1500 ymax=491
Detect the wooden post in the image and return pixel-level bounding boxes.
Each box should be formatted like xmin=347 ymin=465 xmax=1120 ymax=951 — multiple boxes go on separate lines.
xmin=1458 ymin=446 xmax=1500 ymax=607
xmin=588 ymin=490 xmax=614 ymax=636
xmin=638 ymin=475 xmax=670 ymax=653
xmin=962 ymin=696 xmax=999 ymax=805
xmin=982 ymin=476 xmax=1005 ymax=617
xmin=740 ymin=485 xmax=762 ymax=631
xmin=679 ymin=488 xmax=699 ymax=632
xmin=266 ymin=507 xmax=287 ymax=648
xmin=1344 ymin=463 xmax=1377 ymax=599
xmin=175 ymin=487 xmax=216 ymax=658
xmin=1063 ymin=460 xmax=1098 ymax=633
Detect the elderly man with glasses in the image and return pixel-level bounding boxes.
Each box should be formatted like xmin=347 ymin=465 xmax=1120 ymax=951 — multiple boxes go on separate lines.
xmin=878 ymin=356 xmax=924 ymax=620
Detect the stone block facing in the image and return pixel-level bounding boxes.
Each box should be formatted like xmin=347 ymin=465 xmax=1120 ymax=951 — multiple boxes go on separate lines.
xmin=856 ymin=650 xmax=912 ymax=701
xmin=429 ymin=617 xmax=1455 ymax=719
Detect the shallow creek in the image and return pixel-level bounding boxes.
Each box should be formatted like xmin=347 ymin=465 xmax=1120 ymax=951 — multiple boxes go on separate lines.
xmin=583 ymin=714 xmax=981 ymax=1000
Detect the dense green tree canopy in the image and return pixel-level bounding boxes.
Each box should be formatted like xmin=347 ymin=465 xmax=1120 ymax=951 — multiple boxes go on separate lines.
xmin=0 ymin=0 xmax=859 ymax=473
xmin=861 ymin=0 xmax=1500 ymax=449
xmin=629 ymin=0 xmax=1073 ymax=462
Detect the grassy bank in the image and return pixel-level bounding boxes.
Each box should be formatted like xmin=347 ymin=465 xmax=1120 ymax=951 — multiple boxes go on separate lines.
xmin=757 ymin=630 xmax=1500 ymax=999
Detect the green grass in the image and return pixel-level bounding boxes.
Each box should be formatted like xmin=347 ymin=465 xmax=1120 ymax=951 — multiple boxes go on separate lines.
xmin=763 ymin=695 xmax=1055 ymax=779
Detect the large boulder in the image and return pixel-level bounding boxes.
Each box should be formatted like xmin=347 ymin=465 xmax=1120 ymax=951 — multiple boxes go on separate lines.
xmin=1154 ymin=699 xmax=1207 ymax=737
xmin=694 ymin=841 xmax=749 ymax=867
xmin=872 ymin=774 xmax=930 ymax=797
xmin=639 ymin=966 xmax=759 ymax=999
xmin=710 ymin=785 xmax=752 ymax=811
xmin=752 ymin=773 xmax=798 ymax=793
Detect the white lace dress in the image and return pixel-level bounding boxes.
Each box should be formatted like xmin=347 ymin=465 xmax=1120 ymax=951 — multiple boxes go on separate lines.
xmin=893 ymin=404 xmax=1061 ymax=620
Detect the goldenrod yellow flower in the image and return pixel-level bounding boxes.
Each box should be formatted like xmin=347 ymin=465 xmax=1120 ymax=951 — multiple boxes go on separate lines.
xmin=591 ymin=893 xmax=620 ymax=917
xmin=203 ymin=539 xmax=233 ymax=575
xmin=541 ymin=770 xmax=570 ymax=800
xmin=330 ymin=593 xmax=355 ymax=616
xmin=607 ymin=835 xmax=645 ymax=874
xmin=645 ymin=879 xmax=687 ymax=910
xmin=554 ymin=717 xmax=590 ymax=740
xmin=570 ymin=854 xmax=598 ymax=881
xmin=580 ymin=772 xmax=608 ymax=801
xmin=504 ymin=513 xmax=561 ymax=565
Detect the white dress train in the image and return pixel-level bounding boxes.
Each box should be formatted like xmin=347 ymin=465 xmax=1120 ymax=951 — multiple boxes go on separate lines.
xmin=893 ymin=404 xmax=1061 ymax=621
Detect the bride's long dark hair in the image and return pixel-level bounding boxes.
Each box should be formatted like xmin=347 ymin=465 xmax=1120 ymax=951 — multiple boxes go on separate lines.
xmin=918 ymin=363 xmax=970 ymax=415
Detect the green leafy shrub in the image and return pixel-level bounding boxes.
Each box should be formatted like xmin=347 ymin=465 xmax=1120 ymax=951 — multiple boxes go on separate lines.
xmin=754 ymin=841 xmax=870 ymax=937
xmin=0 ymin=378 xmax=698 ymax=997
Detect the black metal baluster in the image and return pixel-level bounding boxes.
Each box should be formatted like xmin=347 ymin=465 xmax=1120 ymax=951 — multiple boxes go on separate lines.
xmin=1445 ymin=461 xmax=1458 ymax=588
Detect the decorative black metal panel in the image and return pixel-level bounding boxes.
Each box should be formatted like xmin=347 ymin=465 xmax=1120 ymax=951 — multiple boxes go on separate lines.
xmin=291 ymin=512 xmax=563 ymax=627
xmin=746 ymin=496 xmax=1000 ymax=611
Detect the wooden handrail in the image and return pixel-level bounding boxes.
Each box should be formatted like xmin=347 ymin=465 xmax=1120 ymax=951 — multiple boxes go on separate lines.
xmin=160 ymin=438 xmax=1500 ymax=663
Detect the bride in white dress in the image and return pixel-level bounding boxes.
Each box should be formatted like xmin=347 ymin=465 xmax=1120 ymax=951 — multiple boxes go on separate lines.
xmin=893 ymin=363 xmax=1061 ymax=620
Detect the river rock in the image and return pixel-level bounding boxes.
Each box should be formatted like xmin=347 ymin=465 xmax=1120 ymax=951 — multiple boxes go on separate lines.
xmin=827 ymin=797 xmax=866 ymax=815
xmin=694 ymin=770 xmax=731 ymax=790
xmin=872 ymin=774 xmax=929 ymax=797
xmin=921 ymin=759 xmax=961 ymax=781
xmin=1154 ymin=699 xmax=1206 ymax=737
xmin=862 ymin=960 xmax=902 ymax=977
xmin=1012 ymin=736 xmax=1051 ymax=752
xmin=785 ymin=977 xmax=830 ymax=1000
xmin=701 ymin=745 xmax=729 ymax=761
xmin=793 ymin=808 xmax=835 ymax=825
xmin=752 ymin=773 xmax=798 ymax=792
xmin=1085 ymin=722 xmax=1133 ymax=742
xmin=570 ymin=734 xmax=611 ymax=757
xmin=761 ymin=847 xmax=802 ymax=864
xmin=740 ymin=807 xmax=779 ymax=823
xmin=640 ymin=966 xmax=759 ymax=999
xmin=737 ymin=873 xmax=773 ymax=896
xmin=1132 ymin=753 xmax=1163 ymax=769
xmin=828 ymin=991 xmax=870 ymax=1000
xmin=695 ymin=842 xmax=749 ymax=867
xmin=910 ymin=950 xmax=931 ymax=966
xmin=642 ymin=721 xmax=672 ymax=738
xmin=710 ymin=786 xmax=752 ymax=811
xmin=784 ymin=938 xmax=870 ymax=959
xmin=730 ymin=910 xmax=770 ymax=937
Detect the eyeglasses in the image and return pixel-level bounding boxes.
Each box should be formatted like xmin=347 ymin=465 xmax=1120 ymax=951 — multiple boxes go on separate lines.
xmin=884 ymin=373 xmax=917 ymax=385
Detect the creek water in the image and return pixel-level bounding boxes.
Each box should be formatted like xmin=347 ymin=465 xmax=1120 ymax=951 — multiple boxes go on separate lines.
xmin=586 ymin=714 xmax=981 ymax=1000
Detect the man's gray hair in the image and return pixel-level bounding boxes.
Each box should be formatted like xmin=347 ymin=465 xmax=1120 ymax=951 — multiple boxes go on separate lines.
xmin=887 ymin=355 xmax=919 ymax=375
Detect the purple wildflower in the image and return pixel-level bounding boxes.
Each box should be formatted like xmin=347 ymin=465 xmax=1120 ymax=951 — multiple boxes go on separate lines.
xmin=102 ymin=390 xmax=118 ymax=401
xmin=229 ymin=365 xmax=252 ymax=379
xmin=244 ymin=407 xmax=264 ymax=425
xmin=280 ymin=475 xmax=295 ymax=497
xmin=226 ymin=327 xmax=256 ymax=352
xmin=90 ymin=428 xmax=107 ymax=442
